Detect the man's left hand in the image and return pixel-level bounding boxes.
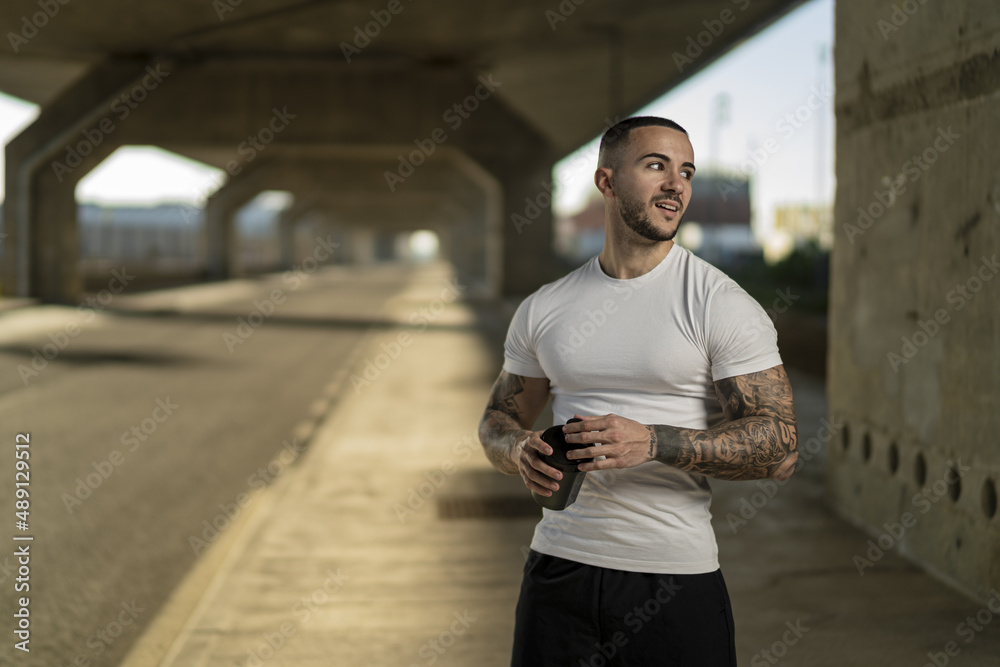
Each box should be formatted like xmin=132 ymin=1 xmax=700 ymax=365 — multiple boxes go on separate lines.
xmin=563 ymin=413 xmax=655 ymax=471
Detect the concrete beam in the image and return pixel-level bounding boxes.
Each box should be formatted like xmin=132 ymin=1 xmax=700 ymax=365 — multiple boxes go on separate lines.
xmin=5 ymin=57 xmax=554 ymax=300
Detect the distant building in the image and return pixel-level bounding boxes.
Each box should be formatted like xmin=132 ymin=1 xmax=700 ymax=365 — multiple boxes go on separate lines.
xmin=773 ymin=203 xmax=833 ymax=250
xmin=75 ymin=201 xmax=284 ymax=272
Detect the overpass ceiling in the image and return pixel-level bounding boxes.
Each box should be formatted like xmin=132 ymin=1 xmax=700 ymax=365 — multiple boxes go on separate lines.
xmin=0 ymin=0 xmax=803 ymax=155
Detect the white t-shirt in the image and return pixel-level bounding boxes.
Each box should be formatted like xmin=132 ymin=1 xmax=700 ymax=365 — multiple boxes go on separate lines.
xmin=503 ymin=243 xmax=783 ymax=574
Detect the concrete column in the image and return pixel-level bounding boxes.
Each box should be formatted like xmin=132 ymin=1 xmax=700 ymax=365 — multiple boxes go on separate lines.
xmin=276 ymin=197 xmax=321 ymax=270
xmin=33 ymin=168 xmax=83 ymax=302
xmin=495 ymin=156 xmax=558 ymax=296
xmin=446 ymin=213 xmax=488 ymax=294
xmin=829 ymin=0 xmax=1000 ymax=601
xmin=202 ymin=161 xmax=287 ymax=279
xmin=349 ymin=228 xmax=376 ymax=264
xmin=393 ymin=232 xmax=412 ymax=262
xmin=203 ymin=194 xmax=242 ymax=280
xmin=313 ymin=219 xmax=347 ymax=265
xmin=2 ymin=57 xmax=158 ymax=301
xmin=469 ymin=146 xmax=558 ymax=296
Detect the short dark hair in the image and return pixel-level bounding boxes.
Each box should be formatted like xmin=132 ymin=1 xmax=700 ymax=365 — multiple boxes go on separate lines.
xmin=598 ymin=116 xmax=688 ymax=170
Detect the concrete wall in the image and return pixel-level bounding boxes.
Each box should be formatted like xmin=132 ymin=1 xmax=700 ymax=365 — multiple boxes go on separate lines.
xmin=829 ymin=0 xmax=1000 ymax=601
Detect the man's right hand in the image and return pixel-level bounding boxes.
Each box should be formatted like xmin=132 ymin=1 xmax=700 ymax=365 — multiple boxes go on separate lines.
xmin=513 ymin=431 xmax=563 ymax=497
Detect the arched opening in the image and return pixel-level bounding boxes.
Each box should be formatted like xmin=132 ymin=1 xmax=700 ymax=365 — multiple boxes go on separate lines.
xmin=75 ymin=145 xmax=222 ymax=291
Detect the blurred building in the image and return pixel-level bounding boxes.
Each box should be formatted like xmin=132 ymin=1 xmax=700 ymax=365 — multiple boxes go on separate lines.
xmin=773 ymin=203 xmax=833 ymax=250
xmin=76 ymin=201 xmax=289 ymax=274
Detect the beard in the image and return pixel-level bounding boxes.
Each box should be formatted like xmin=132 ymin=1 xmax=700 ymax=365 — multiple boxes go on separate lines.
xmin=616 ymin=189 xmax=682 ymax=243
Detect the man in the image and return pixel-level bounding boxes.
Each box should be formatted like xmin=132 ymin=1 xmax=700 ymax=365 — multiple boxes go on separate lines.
xmin=478 ymin=116 xmax=798 ymax=666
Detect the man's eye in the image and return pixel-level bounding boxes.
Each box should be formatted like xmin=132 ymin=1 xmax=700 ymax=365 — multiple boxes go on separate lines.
xmin=649 ymin=162 xmax=663 ymax=170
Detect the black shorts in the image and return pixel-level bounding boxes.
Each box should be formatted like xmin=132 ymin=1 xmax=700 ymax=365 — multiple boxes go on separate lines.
xmin=512 ymin=550 xmax=737 ymax=667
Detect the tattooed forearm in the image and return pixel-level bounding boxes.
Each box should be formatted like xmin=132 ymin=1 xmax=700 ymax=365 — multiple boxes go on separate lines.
xmin=479 ymin=411 xmax=529 ymax=475
xmin=646 ymin=425 xmax=657 ymax=458
xmin=652 ymin=416 xmax=793 ymax=480
xmin=479 ymin=372 xmax=547 ymax=475
xmin=652 ymin=366 xmax=798 ymax=481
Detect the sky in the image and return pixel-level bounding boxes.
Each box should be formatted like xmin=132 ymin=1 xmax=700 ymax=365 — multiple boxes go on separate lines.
xmin=0 ymin=0 xmax=833 ymax=241
xmin=554 ymin=0 xmax=835 ymax=242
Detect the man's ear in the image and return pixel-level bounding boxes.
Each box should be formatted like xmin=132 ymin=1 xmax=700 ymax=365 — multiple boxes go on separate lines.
xmin=594 ymin=167 xmax=615 ymax=197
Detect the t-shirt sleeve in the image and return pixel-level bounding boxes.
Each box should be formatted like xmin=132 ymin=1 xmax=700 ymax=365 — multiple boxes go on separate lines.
xmin=502 ymin=296 xmax=548 ymax=379
xmin=705 ymin=281 xmax=784 ymax=381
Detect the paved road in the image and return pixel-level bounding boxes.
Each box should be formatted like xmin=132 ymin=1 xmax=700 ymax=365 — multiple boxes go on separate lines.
xmin=0 ymin=262 xmax=421 ymax=667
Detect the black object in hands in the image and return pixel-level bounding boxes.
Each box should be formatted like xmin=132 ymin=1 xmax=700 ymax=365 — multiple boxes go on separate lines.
xmin=531 ymin=418 xmax=594 ymax=511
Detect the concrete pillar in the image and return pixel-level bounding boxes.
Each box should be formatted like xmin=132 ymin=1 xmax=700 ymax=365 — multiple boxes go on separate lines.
xmin=312 ymin=219 xmax=348 ymax=265
xmin=276 ymin=197 xmax=322 ymax=270
xmin=202 ymin=190 xmax=259 ymax=280
xmin=393 ymin=232 xmax=412 ymax=262
xmin=350 ymin=228 xmax=376 ymax=264
xmin=2 ymin=58 xmax=157 ymax=301
xmin=470 ymin=148 xmax=558 ymax=296
xmin=202 ymin=161 xmax=283 ymax=280
xmin=373 ymin=230 xmax=396 ymax=261
xmin=829 ymin=0 xmax=1000 ymax=601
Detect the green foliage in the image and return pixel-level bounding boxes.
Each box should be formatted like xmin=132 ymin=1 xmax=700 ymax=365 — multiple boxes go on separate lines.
xmin=728 ymin=240 xmax=829 ymax=315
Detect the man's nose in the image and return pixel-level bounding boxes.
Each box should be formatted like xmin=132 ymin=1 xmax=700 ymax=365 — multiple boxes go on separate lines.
xmin=661 ymin=171 xmax=684 ymax=194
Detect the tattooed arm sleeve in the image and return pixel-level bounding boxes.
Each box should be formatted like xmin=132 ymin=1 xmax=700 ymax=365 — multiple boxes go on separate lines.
xmin=478 ymin=371 xmax=551 ymax=475
xmin=649 ymin=365 xmax=799 ymax=481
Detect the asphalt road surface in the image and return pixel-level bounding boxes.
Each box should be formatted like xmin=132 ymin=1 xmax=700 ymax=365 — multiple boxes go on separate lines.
xmin=0 ymin=262 xmax=423 ymax=667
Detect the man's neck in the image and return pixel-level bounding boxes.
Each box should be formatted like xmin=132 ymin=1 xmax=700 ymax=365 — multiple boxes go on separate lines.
xmin=597 ymin=233 xmax=674 ymax=280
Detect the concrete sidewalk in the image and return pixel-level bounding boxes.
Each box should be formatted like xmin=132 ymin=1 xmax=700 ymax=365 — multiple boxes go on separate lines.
xmin=122 ymin=263 xmax=1000 ymax=667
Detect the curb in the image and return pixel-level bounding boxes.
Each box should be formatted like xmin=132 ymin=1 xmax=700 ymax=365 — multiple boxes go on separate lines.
xmin=118 ymin=326 xmax=378 ymax=667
